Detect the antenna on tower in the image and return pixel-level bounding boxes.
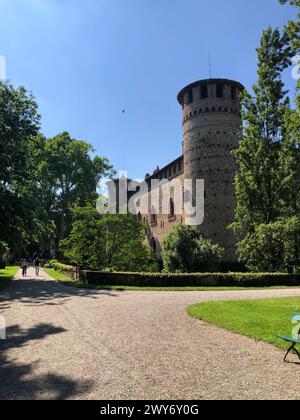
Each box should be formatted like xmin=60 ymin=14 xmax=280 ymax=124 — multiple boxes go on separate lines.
xmin=208 ymin=53 xmax=212 ymax=78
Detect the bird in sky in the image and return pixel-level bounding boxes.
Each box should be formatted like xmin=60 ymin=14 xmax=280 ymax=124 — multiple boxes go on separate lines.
xmin=122 ymin=109 xmax=126 ymax=114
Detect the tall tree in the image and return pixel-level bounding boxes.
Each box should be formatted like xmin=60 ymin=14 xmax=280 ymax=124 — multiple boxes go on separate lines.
xmin=0 ymin=82 xmax=45 ymax=256
xmin=232 ymin=0 xmax=300 ymax=271
xmin=233 ymin=28 xmax=291 ymax=229
xmin=32 ymin=132 xmax=114 ymax=252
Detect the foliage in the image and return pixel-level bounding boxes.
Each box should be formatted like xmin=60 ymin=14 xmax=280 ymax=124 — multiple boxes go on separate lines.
xmin=162 ymin=225 xmax=224 ymax=273
xmin=0 ymin=82 xmax=51 ymax=256
xmin=232 ymin=4 xmax=300 ymax=272
xmin=0 ymin=241 xmax=9 ymax=268
xmin=60 ymin=205 xmax=158 ymax=272
xmin=31 ymin=132 xmax=114 ymax=248
xmin=48 ymin=260 xmax=76 ymax=279
xmin=80 ymin=270 xmax=300 ymax=288
xmin=237 ymin=218 xmax=300 ymax=272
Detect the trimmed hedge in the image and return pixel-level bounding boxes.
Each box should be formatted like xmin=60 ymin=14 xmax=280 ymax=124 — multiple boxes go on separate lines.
xmin=79 ymin=271 xmax=300 ymax=288
xmin=50 ymin=260 xmax=78 ymax=280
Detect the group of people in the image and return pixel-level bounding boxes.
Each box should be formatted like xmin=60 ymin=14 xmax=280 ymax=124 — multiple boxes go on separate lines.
xmin=21 ymin=257 xmax=41 ymax=278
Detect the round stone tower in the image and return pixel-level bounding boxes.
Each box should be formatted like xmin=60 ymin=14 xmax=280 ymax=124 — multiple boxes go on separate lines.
xmin=177 ymin=78 xmax=244 ymax=263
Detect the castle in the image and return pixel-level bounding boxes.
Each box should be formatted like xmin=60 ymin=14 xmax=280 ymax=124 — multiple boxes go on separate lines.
xmin=137 ymin=78 xmax=244 ymax=264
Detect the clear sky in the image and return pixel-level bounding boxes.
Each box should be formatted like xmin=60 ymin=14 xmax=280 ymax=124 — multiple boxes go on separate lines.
xmin=0 ymin=0 xmax=298 ymax=178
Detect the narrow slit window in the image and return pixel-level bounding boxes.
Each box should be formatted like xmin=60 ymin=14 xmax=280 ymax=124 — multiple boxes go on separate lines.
xmin=231 ymin=86 xmax=236 ymax=100
xmin=200 ymin=84 xmax=208 ymax=99
xmin=186 ymin=90 xmax=193 ymax=104
xmin=216 ymin=83 xmax=223 ymax=98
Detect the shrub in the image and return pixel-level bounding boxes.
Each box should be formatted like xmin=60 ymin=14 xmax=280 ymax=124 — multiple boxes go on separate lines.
xmin=79 ymin=271 xmax=300 ymax=288
xmin=49 ymin=260 xmax=77 ymax=279
xmin=162 ymin=225 xmax=224 ymax=273
xmin=236 ymin=218 xmax=300 ymax=273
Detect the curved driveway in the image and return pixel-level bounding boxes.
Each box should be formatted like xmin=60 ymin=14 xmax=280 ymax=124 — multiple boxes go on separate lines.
xmin=1 ymin=268 xmax=300 ymax=400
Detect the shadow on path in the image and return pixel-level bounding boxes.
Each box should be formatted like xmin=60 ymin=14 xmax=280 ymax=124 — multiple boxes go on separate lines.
xmin=0 ymin=323 xmax=94 ymax=400
xmin=0 ymin=278 xmax=119 ymax=310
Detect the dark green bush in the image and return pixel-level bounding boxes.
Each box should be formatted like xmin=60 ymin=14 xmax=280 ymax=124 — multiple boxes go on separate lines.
xmin=79 ymin=271 xmax=300 ymax=288
xmin=50 ymin=260 xmax=77 ymax=279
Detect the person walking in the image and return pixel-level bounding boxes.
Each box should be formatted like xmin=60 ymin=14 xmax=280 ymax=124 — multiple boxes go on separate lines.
xmin=21 ymin=259 xmax=28 ymax=277
xmin=33 ymin=257 xmax=40 ymax=277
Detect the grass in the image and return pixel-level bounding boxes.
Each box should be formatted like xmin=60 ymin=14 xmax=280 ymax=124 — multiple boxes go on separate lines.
xmin=0 ymin=266 xmax=19 ymax=290
xmin=188 ymin=297 xmax=300 ymax=350
xmin=44 ymin=268 xmax=72 ymax=282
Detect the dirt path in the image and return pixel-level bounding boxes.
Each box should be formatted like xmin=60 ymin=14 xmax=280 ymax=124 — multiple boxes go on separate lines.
xmin=0 ymin=267 xmax=300 ymax=400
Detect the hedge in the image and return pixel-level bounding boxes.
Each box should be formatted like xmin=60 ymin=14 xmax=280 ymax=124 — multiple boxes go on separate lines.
xmin=49 ymin=260 xmax=78 ymax=280
xmin=78 ymin=271 xmax=300 ymax=288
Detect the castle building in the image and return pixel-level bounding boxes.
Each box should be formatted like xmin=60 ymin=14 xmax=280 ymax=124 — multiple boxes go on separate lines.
xmin=139 ymin=78 xmax=244 ymax=263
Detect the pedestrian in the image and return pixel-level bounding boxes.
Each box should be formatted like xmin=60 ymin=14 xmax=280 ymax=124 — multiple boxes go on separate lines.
xmin=21 ymin=259 xmax=28 ymax=277
xmin=33 ymin=257 xmax=40 ymax=277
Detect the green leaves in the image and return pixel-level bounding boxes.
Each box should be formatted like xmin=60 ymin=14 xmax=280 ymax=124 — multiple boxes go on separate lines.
xmin=162 ymin=225 xmax=224 ymax=273
xmin=60 ymin=205 xmax=158 ymax=272
xmin=233 ymin=2 xmax=300 ymax=272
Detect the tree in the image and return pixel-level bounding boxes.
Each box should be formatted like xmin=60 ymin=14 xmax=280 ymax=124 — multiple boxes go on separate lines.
xmin=162 ymin=225 xmax=224 ymax=273
xmin=231 ymin=27 xmax=296 ymax=271
xmin=232 ymin=0 xmax=300 ymax=272
xmin=32 ymin=132 xmax=114 ymax=254
xmin=279 ymin=1 xmax=300 ymax=54
xmin=0 ymin=241 xmax=9 ymax=269
xmin=237 ymin=218 xmax=300 ymax=272
xmin=0 ymin=82 xmax=47 ymax=256
xmin=60 ymin=205 xmax=158 ymax=272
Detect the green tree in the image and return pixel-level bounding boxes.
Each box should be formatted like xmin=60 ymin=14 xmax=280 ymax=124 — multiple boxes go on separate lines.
xmin=162 ymin=225 xmax=224 ymax=273
xmin=237 ymin=218 xmax=300 ymax=272
xmin=231 ymin=27 xmax=296 ymax=271
xmin=0 ymin=82 xmax=48 ymax=256
xmin=232 ymin=0 xmax=300 ymax=272
xmin=60 ymin=205 xmax=158 ymax=272
xmin=32 ymin=132 xmax=114 ymax=252
xmin=279 ymin=0 xmax=300 ymax=54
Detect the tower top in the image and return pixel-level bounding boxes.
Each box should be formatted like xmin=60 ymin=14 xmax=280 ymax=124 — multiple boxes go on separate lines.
xmin=177 ymin=78 xmax=245 ymax=106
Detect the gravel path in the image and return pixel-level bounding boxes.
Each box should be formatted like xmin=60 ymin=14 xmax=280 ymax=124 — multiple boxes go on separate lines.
xmin=0 ymin=268 xmax=300 ymax=400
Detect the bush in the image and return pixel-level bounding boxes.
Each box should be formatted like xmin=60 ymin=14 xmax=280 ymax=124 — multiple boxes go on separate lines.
xmin=237 ymin=218 xmax=300 ymax=273
xmin=0 ymin=241 xmax=9 ymax=269
xmin=162 ymin=225 xmax=224 ymax=273
xmin=49 ymin=260 xmax=77 ymax=280
xmin=79 ymin=271 xmax=300 ymax=288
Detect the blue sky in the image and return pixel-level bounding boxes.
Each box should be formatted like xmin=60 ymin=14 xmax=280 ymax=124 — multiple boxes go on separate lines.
xmin=0 ymin=0 xmax=298 ymax=178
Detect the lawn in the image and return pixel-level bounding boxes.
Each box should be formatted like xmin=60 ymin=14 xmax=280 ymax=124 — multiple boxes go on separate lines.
xmin=0 ymin=266 xmax=19 ymax=290
xmin=44 ymin=268 xmax=72 ymax=282
xmin=188 ymin=297 xmax=300 ymax=350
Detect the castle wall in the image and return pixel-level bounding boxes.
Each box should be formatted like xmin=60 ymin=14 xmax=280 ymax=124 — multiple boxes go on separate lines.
xmin=138 ymin=78 xmax=244 ymax=263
